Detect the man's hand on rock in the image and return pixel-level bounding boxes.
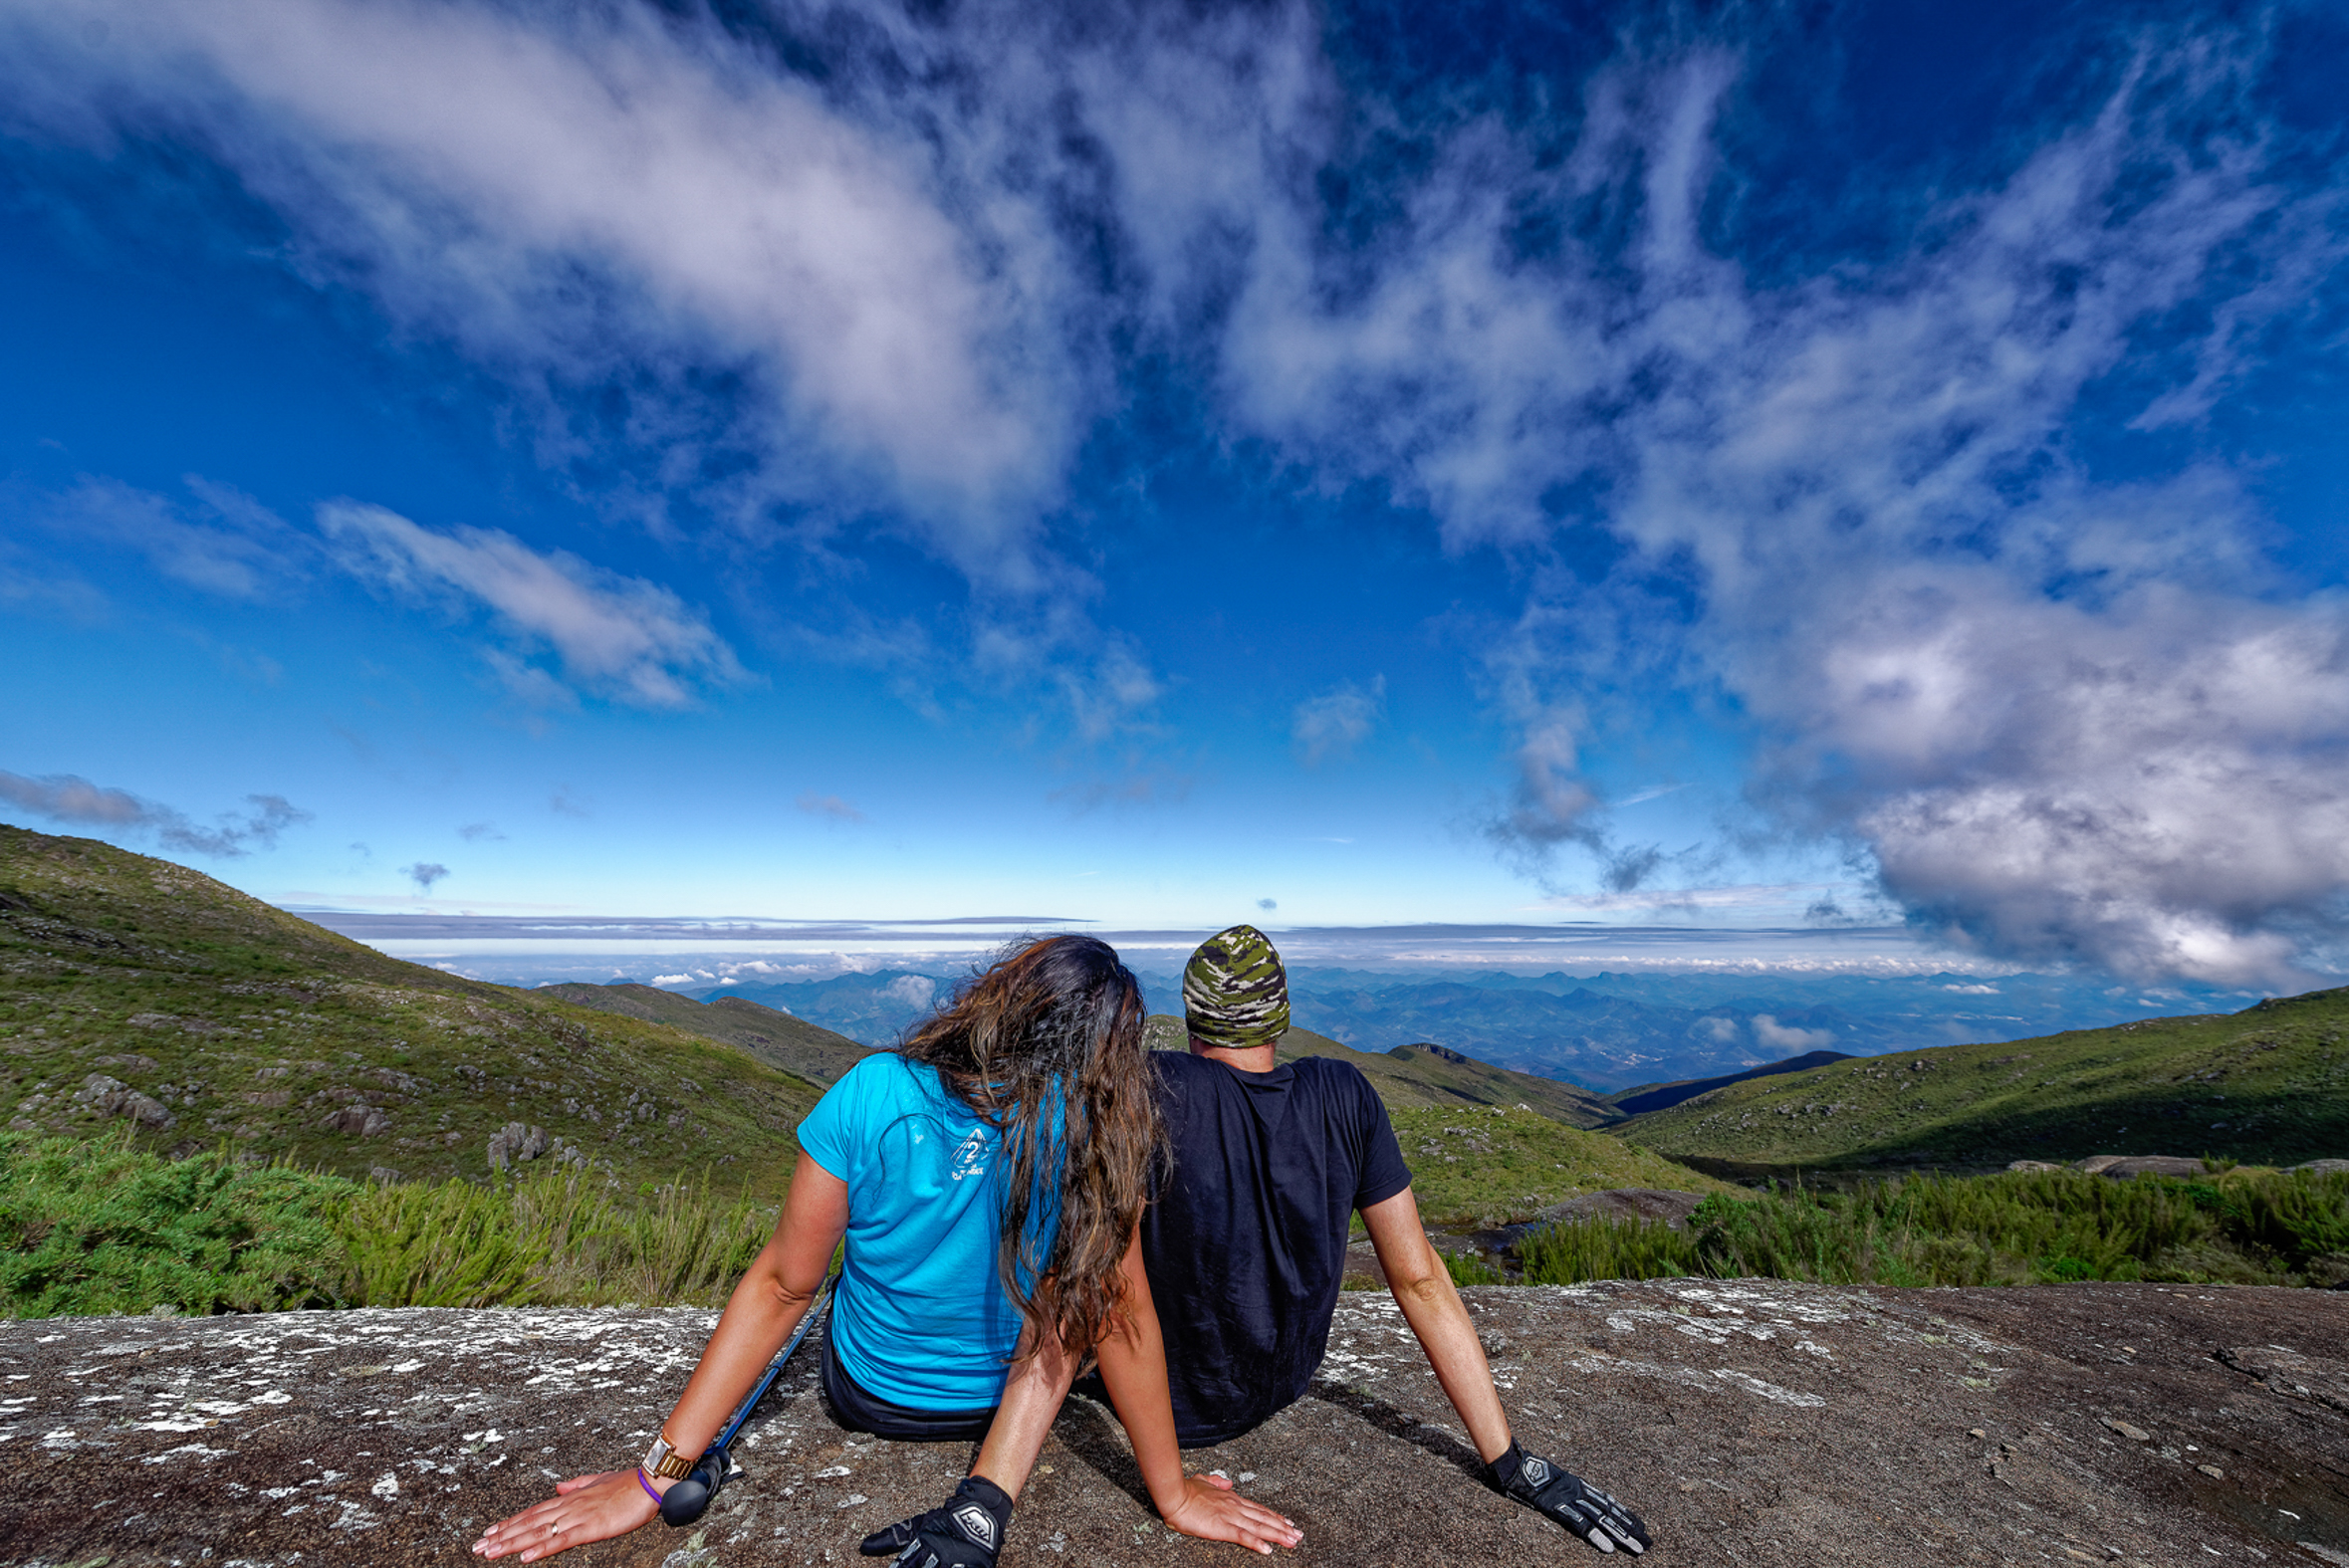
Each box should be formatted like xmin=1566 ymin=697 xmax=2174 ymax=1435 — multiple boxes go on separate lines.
xmin=471 ymin=1468 xmax=659 ymax=1562
xmin=1160 ymin=1470 xmax=1304 ymax=1555
xmin=1488 ymin=1441 xmax=1650 ymax=1555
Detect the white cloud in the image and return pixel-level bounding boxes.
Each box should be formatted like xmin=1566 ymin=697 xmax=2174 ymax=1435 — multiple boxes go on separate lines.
xmin=1292 ymin=676 xmax=1386 ymax=767
xmin=2 ymin=0 xmax=1080 ymax=581
xmin=320 ymin=501 xmax=740 ymax=708
xmin=1753 ymin=1015 xmax=1836 ymax=1053
xmin=1194 ymin=32 xmax=2349 ymax=984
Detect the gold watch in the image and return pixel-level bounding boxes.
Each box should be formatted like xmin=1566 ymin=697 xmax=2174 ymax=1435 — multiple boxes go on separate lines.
xmin=640 ymin=1431 xmax=694 ymax=1481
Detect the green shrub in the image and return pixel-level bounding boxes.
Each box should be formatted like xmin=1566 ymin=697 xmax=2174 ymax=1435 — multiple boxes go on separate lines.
xmin=1444 ymin=1251 xmax=1507 ymax=1286
xmin=1509 ymin=1168 xmax=2349 ymax=1289
xmin=1518 ymin=1215 xmax=1703 ymax=1284
xmin=1 ymin=1131 xmax=777 ymax=1318
xmin=0 ymin=1130 xmax=355 ymax=1316
xmin=338 ymin=1168 xmax=774 ymax=1308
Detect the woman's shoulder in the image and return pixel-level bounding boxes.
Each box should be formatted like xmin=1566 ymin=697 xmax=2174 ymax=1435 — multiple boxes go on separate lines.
xmin=831 ymin=1050 xmax=974 ymax=1117
xmin=832 ymin=1049 xmax=928 ymax=1095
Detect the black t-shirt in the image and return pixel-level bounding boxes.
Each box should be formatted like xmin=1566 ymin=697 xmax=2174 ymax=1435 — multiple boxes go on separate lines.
xmin=1139 ymin=1051 xmax=1414 ymax=1446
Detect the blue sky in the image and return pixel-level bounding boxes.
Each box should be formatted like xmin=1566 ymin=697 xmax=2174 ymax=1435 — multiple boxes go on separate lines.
xmin=2 ymin=0 xmax=2345 ymax=987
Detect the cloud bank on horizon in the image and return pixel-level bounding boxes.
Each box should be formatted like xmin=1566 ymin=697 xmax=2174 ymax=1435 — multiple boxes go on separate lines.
xmin=1 ymin=0 xmax=2344 ymax=988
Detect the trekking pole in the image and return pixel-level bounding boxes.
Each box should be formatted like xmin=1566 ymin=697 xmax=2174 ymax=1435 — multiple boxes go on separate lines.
xmin=658 ymin=1265 xmax=838 ymax=1526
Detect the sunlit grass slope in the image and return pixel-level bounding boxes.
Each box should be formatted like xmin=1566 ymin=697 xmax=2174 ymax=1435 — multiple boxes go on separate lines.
xmin=1390 ymin=1105 xmax=1735 ymax=1229
xmin=538 ymin=982 xmax=873 ymax=1086
xmin=0 ymin=827 xmax=819 ymax=1201
xmin=1616 ymin=988 xmax=2349 ymax=1172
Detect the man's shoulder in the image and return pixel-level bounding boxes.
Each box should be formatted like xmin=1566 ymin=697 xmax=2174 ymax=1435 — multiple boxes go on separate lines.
xmin=1287 ymin=1052 xmax=1382 ymax=1101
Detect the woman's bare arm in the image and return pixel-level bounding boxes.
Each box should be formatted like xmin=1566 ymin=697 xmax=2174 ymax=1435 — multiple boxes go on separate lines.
xmin=472 ymin=1151 xmax=851 ymax=1561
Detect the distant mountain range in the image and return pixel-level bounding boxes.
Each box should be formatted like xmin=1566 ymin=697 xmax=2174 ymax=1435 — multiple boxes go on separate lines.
xmin=6 ymin=829 xmax=2337 ymax=1194
xmin=697 ymin=964 xmax=2260 ymax=1092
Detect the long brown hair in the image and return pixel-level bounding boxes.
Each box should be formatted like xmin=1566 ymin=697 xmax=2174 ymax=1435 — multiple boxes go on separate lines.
xmin=898 ymin=935 xmax=1159 ymax=1358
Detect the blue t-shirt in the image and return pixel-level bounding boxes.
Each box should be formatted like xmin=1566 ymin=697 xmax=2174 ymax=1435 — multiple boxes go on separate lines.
xmin=796 ymin=1053 xmax=1058 ymax=1410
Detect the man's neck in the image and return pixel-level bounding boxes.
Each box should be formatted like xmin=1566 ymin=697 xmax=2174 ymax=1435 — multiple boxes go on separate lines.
xmin=1189 ymin=1033 xmax=1279 ymax=1074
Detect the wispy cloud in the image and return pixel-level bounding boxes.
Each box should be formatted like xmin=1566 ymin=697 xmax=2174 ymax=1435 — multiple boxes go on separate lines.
xmin=402 ymin=862 xmax=449 ymax=892
xmin=1292 ymin=676 xmax=1385 ymax=767
xmin=0 ymin=770 xmax=309 ymax=857
xmin=1049 ymin=769 xmax=1196 ymax=814
xmin=320 ymin=501 xmax=742 ymax=708
xmin=796 ymin=791 xmax=864 ymax=823
xmin=41 ymin=476 xmax=299 ymax=601
xmin=456 ymin=822 xmax=505 ymax=842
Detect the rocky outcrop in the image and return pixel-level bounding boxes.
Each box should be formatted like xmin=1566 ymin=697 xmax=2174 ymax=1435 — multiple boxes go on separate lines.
xmin=2074 ymin=1155 xmax=2211 ymax=1179
xmin=68 ymin=1071 xmax=175 ymax=1130
xmin=486 ymin=1121 xmax=550 ymax=1171
xmin=4 ymin=1280 xmax=2344 ymax=1566
xmin=323 ymin=1104 xmax=392 ymax=1136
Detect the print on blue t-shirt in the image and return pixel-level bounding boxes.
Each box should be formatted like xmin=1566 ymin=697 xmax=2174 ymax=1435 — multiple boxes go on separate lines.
xmin=795 ymin=1053 xmax=1061 ymax=1411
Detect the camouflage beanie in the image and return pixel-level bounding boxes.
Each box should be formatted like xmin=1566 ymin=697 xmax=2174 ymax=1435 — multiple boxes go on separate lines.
xmin=1183 ymin=924 xmax=1291 ymax=1049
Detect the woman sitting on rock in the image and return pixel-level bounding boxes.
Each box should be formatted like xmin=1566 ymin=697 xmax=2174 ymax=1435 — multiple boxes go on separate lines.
xmin=472 ymin=935 xmax=1300 ymax=1565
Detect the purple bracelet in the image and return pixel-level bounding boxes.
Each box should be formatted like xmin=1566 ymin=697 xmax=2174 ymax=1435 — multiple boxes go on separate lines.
xmin=637 ymin=1466 xmax=664 ymax=1505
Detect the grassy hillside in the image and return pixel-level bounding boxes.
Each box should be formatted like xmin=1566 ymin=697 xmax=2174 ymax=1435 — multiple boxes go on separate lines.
xmin=1617 ymin=988 xmax=2349 ymax=1172
xmin=0 ymin=828 xmax=820 ymax=1201
xmin=538 ymin=983 xmax=872 ymax=1086
xmin=1391 ymin=1105 xmax=1735 ymax=1229
xmin=1144 ymin=1015 xmax=1622 ymax=1127
xmin=1606 ymin=1049 xmax=1855 ymax=1116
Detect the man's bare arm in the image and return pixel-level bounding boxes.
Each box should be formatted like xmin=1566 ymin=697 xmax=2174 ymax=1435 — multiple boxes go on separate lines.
xmin=1359 ymin=1185 xmax=1513 ymax=1462
xmin=1362 ymin=1186 xmax=1652 ymax=1553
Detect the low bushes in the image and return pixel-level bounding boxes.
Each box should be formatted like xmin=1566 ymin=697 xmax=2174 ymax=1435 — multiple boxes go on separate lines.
xmin=1514 ymin=1167 xmax=2349 ymax=1288
xmin=340 ymin=1168 xmax=772 ymax=1309
xmin=0 ymin=1131 xmax=775 ymax=1318
xmin=0 ymin=1131 xmax=356 ymax=1316
xmin=8 ymin=1131 xmax=2343 ymax=1318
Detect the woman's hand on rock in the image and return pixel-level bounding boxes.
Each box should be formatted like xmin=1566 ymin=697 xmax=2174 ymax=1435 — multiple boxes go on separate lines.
xmin=471 ymin=1468 xmax=659 ymax=1561
xmin=1161 ymin=1471 xmax=1304 ymax=1555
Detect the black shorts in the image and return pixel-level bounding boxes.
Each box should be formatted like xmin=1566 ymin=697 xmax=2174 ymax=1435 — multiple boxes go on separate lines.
xmin=820 ymin=1330 xmax=999 ymax=1443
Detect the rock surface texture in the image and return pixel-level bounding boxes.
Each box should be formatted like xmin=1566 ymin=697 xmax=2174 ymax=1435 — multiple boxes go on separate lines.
xmin=4 ymin=1281 xmax=2345 ymax=1567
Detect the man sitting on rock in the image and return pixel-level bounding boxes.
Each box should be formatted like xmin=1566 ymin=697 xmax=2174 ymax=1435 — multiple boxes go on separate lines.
xmin=1115 ymin=924 xmax=1650 ymax=1555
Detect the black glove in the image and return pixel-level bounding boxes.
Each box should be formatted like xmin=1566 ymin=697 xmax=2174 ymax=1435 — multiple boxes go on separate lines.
xmin=858 ymin=1474 xmax=1014 ymax=1568
xmin=1488 ymin=1441 xmax=1650 ymax=1555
